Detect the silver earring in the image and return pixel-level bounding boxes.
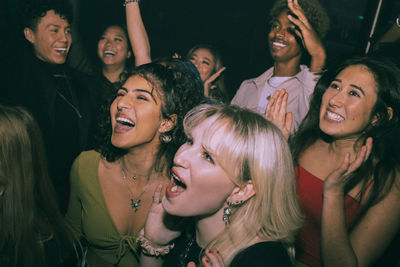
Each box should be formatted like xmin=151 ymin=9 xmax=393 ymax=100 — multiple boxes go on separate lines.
xmin=161 ymin=134 xmax=172 ymax=143
xmin=222 ymin=201 xmax=232 ymax=224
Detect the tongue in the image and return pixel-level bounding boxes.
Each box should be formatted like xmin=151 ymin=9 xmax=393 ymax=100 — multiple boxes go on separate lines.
xmin=115 ymin=122 xmax=134 ymax=130
xmin=170 ymin=184 xmax=185 ymax=193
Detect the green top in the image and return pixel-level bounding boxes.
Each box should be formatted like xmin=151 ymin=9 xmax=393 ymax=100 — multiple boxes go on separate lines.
xmin=66 ymin=150 xmax=140 ymax=267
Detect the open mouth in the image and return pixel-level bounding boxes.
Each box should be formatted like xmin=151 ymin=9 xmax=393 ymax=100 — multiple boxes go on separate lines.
xmin=272 ymin=41 xmax=287 ymax=48
xmin=166 ymin=172 xmax=186 ymax=198
xmin=104 ymin=50 xmax=116 ymax=56
xmin=326 ymin=111 xmax=345 ymax=122
xmin=114 ymin=116 xmax=136 ymax=132
xmin=54 ymin=47 xmax=67 ymax=54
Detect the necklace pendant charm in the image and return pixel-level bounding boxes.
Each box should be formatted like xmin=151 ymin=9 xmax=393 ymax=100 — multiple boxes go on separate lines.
xmin=130 ymin=199 xmax=141 ymax=212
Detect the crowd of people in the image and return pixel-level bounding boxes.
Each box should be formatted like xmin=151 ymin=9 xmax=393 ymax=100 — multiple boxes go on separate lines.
xmin=0 ymin=0 xmax=399 ymax=266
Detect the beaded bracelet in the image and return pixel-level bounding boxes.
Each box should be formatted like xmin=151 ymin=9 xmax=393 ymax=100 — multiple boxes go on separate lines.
xmin=136 ymin=235 xmax=175 ymax=257
xmin=123 ymin=0 xmax=140 ymax=7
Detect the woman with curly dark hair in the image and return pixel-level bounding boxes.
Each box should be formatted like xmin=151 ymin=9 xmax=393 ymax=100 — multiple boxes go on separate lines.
xmin=266 ymin=56 xmax=400 ymax=267
xmin=66 ymin=62 xmax=204 ymax=267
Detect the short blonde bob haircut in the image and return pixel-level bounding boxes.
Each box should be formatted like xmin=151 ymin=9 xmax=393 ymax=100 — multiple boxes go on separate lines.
xmin=183 ymin=104 xmax=303 ymax=264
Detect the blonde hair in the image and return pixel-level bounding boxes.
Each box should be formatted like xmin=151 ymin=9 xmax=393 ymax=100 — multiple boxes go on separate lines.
xmin=183 ymin=104 xmax=303 ymax=264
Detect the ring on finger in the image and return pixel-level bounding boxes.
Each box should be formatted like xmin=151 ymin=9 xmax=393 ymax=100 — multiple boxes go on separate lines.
xmin=301 ymin=19 xmax=308 ymax=23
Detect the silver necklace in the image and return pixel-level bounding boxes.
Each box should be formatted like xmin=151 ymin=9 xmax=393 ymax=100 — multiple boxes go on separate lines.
xmin=179 ymin=236 xmax=195 ymax=267
xmin=121 ymin=166 xmax=154 ymax=212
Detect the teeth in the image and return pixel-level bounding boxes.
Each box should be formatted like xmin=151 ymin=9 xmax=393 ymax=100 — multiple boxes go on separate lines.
xmin=327 ymin=111 xmax=344 ymax=122
xmin=54 ymin=48 xmax=67 ymax=53
xmin=273 ymin=42 xmax=286 ymax=47
xmin=104 ymin=50 xmax=116 ymax=56
xmin=171 ymin=185 xmax=178 ymax=192
xmin=116 ymin=117 xmax=135 ymax=126
xmin=172 ymin=173 xmax=181 ymax=182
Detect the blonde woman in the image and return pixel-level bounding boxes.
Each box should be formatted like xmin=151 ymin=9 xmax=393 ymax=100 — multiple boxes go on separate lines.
xmin=137 ymin=104 xmax=303 ymax=266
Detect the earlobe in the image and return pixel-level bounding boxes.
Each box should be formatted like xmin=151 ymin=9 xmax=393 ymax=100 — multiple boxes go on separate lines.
xmin=159 ymin=114 xmax=177 ymax=133
xmin=227 ymin=181 xmax=256 ymax=205
xmin=387 ymin=107 xmax=393 ymax=120
xmin=371 ymin=107 xmax=394 ymax=126
xmin=127 ymin=51 xmax=132 ymax=59
xmin=24 ymin=28 xmax=35 ymax=44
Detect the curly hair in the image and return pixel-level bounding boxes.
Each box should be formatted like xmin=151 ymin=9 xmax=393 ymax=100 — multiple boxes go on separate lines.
xmin=95 ymin=62 xmax=205 ymax=172
xmin=20 ymin=0 xmax=73 ymax=31
xmin=291 ymin=56 xmax=400 ymax=215
xmin=269 ymin=0 xmax=330 ymax=39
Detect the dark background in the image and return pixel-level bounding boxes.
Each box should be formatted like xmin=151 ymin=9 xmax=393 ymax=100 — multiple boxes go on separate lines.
xmin=3 ymin=0 xmax=400 ymax=100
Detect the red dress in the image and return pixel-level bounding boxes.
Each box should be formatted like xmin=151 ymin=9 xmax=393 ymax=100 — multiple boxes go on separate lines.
xmin=295 ymin=166 xmax=363 ymax=267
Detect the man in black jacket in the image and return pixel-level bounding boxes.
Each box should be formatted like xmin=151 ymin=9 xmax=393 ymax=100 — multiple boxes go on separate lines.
xmin=0 ymin=0 xmax=100 ymax=212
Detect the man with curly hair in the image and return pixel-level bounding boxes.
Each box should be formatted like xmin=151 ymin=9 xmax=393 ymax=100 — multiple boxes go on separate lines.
xmin=0 ymin=0 xmax=100 ymax=212
xmin=232 ymin=0 xmax=329 ymax=133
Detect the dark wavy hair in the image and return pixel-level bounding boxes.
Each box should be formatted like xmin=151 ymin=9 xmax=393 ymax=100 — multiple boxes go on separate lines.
xmin=269 ymin=0 xmax=330 ymax=39
xmin=96 ymin=62 xmax=205 ymax=172
xmin=0 ymin=104 xmax=77 ymax=266
xmin=20 ymin=0 xmax=73 ymax=31
xmin=291 ymin=56 xmax=400 ymax=214
xmin=97 ymin=24 xmax=134 ymax=84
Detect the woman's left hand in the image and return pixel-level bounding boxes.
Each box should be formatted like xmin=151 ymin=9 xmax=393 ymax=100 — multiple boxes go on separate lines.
xmin=186 ymin=249 xmax=225 ymax=267
xmin=204 ymin=67 xmax=226 ymax=97
xmin=323 ymin=137 xmax=373 ymax=196
xmin=287 ymin=0 xmax=326 ymax=72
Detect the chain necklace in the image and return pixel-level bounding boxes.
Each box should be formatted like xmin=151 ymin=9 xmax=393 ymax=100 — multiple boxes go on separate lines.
xmin=121 ymin=166 xmax=154 ymax=212
xmin=179 ymin=236 xmax=195 ymax=267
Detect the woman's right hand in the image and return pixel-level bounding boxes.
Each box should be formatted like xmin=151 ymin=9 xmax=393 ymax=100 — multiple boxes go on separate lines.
xmin=264 ymin=89 xmax=292 ymax=140
xmin=143 ymin=184 xmax=181 ymax=246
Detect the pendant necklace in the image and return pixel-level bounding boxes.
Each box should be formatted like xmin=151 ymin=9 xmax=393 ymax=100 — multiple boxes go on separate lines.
xmin=121 ymin=166 xmax=154 ymax=212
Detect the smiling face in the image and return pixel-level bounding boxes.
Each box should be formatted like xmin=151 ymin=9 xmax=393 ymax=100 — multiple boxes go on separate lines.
xmin=110 ymin=75 xmax=164 ymax=150
xmin=24 ymin=10 xmax=72 ymax=64
xmin=98 ymin=25 xmax=131 ymax=68
xmin=268 ymin=9 xmax=302 ymax=64
xmin=319 ymin=65 xmax=378 ymax=139
xmin=188 ymin=48 xmax=216 ymax=82
xmin=163 ymin=117 xmax=236 ymax=217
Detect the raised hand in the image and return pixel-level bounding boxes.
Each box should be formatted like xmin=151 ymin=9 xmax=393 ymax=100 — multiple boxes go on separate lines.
xmin=143 ymin=184 xmax=182 ymax=246
xmin=172 ymin=52 xmax=182 ymax=59
xmin=323 ymin=137 xmax=373 ymax=196
xmin=264 ymin=89 xmax=292 ymax=140
xmin=287 ymin=0 xmax=326 ymax=72
xmin=204 ymin=67 xmax=226 ymax=97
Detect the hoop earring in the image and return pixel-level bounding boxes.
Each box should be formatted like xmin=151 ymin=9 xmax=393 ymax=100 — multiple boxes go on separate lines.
xmin=222 ymin=201 xmax=232 ymax=224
